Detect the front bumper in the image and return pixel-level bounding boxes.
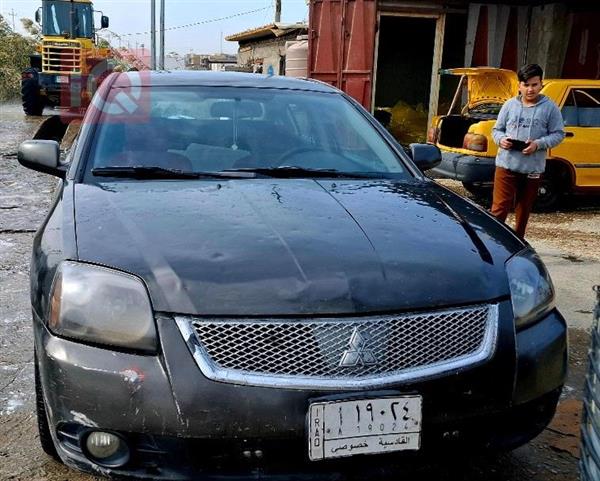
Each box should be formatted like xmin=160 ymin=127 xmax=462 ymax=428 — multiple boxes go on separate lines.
xmin=34 ymin=302 xmax=567 ymax=479
xmin=430 ymin=151 xmax=495 ymax=183
xmin=38 ymin=73 xmax=72 ymax=94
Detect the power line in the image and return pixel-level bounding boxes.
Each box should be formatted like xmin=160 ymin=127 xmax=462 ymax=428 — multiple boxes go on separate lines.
xmin=115 ymin=5 xmax=272 ymax=37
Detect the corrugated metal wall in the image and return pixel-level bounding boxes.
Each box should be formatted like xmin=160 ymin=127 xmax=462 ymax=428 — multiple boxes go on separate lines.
xmin=562 ymin=11 xmax=600 ymax=79
xmin=308 ymin=0 xmax=377 ymax=109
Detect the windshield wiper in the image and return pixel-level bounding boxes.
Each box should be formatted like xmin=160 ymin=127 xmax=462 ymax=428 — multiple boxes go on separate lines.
xmin=223 ymin=166 xmax=381 ymax=179
xmin=91 ymin=166 xmax=255 ymax=179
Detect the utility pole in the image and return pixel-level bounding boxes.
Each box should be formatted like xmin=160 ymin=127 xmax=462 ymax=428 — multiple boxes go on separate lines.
xmin=150 ymin=0 xmax=156 ymax=70
xmin=159 ymin=0 xmax=165 ymax=70
xmin=8 ymin=8 xmax=17 ymax=31
xmin=275 ymin=0 xmax=281 ymax=23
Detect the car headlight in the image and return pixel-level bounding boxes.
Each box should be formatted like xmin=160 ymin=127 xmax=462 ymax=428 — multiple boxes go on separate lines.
xmin=48 ymin=261 xmax=157 ymax=352
xmin=505 ymin=248 xmax=554 ymax=329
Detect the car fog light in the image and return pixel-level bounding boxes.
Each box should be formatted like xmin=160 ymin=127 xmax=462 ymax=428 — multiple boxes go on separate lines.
xmin=85 ymin=431 xmax=129 ymax=467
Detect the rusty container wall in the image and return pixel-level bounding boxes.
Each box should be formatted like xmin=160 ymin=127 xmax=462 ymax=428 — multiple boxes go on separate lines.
xmin=308 ymin=0 xmax=377 ymax=111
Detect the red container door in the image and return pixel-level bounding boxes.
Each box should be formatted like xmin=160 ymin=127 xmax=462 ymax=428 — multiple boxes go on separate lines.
xmin=308 ymin=0 xmax=377 ymax=110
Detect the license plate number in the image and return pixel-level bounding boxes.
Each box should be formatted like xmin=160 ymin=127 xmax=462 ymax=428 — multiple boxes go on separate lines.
xmin=308 ymin=396 xmax=422 ymax=461
xmin=56 ymin=75 xmax=69 ymax=84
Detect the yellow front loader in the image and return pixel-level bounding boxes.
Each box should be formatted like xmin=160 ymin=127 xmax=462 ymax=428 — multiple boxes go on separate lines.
xmin=22 ymin=0 xmax=112 ymax=115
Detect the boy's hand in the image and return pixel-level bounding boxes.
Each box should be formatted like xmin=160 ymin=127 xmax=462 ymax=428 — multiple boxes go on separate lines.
xmin=499 ymin=137 xmax=513 ymax=150
xmin=522 ymin=140 xmax=539 ymax=155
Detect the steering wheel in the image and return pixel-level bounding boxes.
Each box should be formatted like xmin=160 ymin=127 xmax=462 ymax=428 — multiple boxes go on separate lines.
xmin=274 ymin=146 xmax=329 ymax=166
xmin=274 ymin=147 xmax=370 ymax=173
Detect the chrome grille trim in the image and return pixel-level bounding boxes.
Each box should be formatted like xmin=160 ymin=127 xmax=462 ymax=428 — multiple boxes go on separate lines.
xmin=175 ymin=304 xmax=498 ymax=390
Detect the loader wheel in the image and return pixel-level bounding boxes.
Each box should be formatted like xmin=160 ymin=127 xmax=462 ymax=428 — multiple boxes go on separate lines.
xmin=22 ymin=76 xmax=44 ymax=116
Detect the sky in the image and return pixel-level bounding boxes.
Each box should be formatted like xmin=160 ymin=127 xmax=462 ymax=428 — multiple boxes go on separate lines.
xmin=0 ymin=0 xmax=309 ymax=55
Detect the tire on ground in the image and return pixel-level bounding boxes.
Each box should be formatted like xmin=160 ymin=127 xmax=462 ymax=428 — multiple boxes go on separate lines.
xmin=21 ymin=75 xmax=44 ymax=116
xmin=462 ymin=181 xmax=492 ymax=199
xmin=534 ymin=163 xmax=570 ymax=212
xmin=34 ymin=355 xmax=60 ymax=461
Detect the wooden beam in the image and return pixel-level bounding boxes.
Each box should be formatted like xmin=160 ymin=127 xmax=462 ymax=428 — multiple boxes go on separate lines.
xmin=428 ymin=13 xmax=446 ymax=128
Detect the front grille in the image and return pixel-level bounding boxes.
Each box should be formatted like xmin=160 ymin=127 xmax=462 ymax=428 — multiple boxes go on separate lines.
xmin=176 ymin=304 xmax=497 ymax=389
xmin=42 ymin=41 xmax=81 ymax=73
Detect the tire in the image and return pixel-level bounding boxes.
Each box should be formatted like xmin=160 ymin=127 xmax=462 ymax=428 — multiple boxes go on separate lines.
xmin=34 ymin=356 xmax=60 ymax=461
xmin=462 ymin=181 xmax=492 ymax=199
xmin=533 ymin=170 xmax=562 ymax=212
xmin=21 ymin=75 xmax=44 ymax=116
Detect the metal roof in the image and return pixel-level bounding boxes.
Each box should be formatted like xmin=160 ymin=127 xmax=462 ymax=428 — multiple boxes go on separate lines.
xmin=225 ymin=22 xmax=308 ymax=43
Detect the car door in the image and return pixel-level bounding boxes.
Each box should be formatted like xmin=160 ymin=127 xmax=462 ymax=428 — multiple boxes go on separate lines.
xmin=551 ymin=86 xmax=600 ymax=188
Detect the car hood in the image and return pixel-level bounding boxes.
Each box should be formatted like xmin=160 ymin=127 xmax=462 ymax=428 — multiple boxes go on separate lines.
xmin=440 ymin=67 xmax=518 ymax=109
xmin=74 ymin=179 xmax=518 ymax=316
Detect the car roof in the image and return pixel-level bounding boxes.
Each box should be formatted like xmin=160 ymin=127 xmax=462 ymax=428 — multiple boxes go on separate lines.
xmin=544 ymin=79 xmax=600 ymax=87
xmin=111 ymin=70 xmax=339 ymax=93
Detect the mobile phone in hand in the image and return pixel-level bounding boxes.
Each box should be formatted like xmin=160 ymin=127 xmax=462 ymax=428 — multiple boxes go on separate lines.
xmin=507 ymin=139 xmax=529 ymax=151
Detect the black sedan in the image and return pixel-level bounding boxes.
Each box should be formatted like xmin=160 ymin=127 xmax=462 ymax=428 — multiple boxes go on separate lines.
xmin=18 ymin=71 xmax=567 ymax=479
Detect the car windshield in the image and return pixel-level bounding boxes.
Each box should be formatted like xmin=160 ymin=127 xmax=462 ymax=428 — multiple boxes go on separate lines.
xmin=87 ymin=86 xmax=410 ymax=179
xmin=43 ymin=1 xmax=94 ymax=38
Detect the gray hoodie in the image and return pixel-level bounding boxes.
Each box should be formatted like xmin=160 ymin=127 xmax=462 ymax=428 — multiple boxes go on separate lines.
xmin=492 ymin=94 xmax=565 ymax=174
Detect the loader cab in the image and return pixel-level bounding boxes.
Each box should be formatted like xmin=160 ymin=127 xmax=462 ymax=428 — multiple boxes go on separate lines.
xmin=41 ymin=0 xmax=94 ymax=38
xmin=37 ymin=0 xmax=108 ymax=39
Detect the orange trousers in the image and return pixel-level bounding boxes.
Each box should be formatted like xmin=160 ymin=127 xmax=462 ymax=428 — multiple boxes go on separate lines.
xmin=490 ymin=167 xmax=540 ymax=239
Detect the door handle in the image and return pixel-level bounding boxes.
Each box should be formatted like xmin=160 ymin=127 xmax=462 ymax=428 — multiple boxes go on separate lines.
xmin=565 ymin=132 xmax=574 ymax=137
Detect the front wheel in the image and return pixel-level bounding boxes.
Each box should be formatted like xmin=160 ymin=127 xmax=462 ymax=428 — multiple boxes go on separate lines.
xmin=534 ymin=171 xmax=562 ymax=212
xmin=34 ymin=355 xmax=60 ymax=461
xmin=462 ymin=181 xmax=492 ymax=199
xmin=21 ymin=74 xmax=44 ymax=116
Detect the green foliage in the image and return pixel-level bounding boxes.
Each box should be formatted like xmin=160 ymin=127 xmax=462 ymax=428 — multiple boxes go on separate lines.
xmin=0 ymin=15 xmax=39 ymax=101
xmin=21 ymin=18 xmax=42 ymax=41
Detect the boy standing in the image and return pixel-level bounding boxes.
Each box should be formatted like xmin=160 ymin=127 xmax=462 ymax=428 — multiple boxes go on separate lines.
xmin=491 ymin=64 xmax=565 ymax=238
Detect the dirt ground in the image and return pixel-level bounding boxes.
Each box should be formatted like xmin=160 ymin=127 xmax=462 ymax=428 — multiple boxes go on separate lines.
xmin=0 ymin=102 xmax=598 ymax=480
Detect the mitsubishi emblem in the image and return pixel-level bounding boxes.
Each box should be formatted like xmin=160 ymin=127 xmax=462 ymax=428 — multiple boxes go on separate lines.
xmin=339 ymin=328 xmax=377 ymax=367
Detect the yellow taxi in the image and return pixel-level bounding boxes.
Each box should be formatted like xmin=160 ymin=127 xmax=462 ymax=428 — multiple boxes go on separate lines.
xmin=429 ymin=67 xmax=600 ymax=209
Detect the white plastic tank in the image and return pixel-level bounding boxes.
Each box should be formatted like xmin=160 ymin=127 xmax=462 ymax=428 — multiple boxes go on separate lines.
xmin=285 ymin=38 xmax=308 ymax=78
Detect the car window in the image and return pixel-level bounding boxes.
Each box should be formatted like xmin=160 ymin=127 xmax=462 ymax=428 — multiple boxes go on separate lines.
xmin=561 ymin=88 xmax=600 ymax=127
xmin=87 ymin=86 xmax=409 ymax=177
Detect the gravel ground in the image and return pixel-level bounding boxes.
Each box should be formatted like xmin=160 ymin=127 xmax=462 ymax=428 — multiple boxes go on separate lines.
xmin=0 ymin=102 xmax=597 ymax=480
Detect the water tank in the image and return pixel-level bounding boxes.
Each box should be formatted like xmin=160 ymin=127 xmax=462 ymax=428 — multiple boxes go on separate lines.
xmin=285 ymin=39 xmax=308 ymax=78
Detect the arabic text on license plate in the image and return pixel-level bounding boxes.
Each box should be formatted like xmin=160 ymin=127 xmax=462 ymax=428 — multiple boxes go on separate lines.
xmin=308 ymin=396 xmax=422 ymax=461
xmin=56 ymin=76 xmax=69 ymax=84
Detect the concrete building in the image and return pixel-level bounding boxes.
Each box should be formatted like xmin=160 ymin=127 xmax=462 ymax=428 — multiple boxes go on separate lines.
xmin=226 ymin=22 xmax=308 ymax=75
xmin=184 ymin=53 xmax=238 ymax=71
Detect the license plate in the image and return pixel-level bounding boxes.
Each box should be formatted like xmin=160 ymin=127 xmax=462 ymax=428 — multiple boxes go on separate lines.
xmin=308 ymin=395 xmax=422 ymax=461
xmin=56 ymin=75 xmax=69 ymax=84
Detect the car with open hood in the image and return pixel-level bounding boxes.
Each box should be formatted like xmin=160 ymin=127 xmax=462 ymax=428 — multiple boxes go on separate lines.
xmin=18 ymin=71 xmax=567 ymax=479
xmin=429 ymin=67 xmax=600 ymax=210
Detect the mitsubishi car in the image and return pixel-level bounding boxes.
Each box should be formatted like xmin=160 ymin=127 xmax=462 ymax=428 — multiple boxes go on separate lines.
xmin=18 ymin=71 xmax=567 ymax=479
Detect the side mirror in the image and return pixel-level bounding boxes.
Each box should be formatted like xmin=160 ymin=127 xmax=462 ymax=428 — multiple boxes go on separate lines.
xmin=35 ymin=8 xmax=41 ymax=23
xmin=18 ymin=140 xmax=66 ymax=178
xmin=101 ymin=15 xmax=109 ymax=29
xmin=408 ymin=143 xmax=441 ymax=172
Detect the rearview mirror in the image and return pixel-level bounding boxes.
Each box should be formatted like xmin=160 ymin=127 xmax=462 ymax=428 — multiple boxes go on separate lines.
xmin=408 ymin=143 xmax=441 ymax=172
xmin=101 ymin=15 xmax=109 ymax=29
xmin=18 ymin=140 xmax=66 ymax=178
xmin=35 ymin=8 xmax=41 ymax=23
